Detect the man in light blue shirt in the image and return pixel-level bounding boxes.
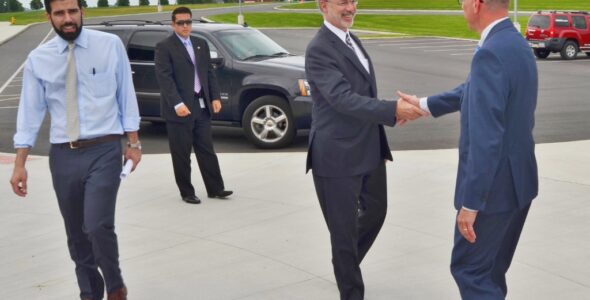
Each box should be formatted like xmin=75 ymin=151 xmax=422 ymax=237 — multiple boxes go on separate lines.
xmin=9 ymin=0 xmax=140 ymax=298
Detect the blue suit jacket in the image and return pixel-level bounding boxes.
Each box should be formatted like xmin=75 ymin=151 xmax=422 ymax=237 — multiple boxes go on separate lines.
xmin=305 ymin=25 xmax=397 ymax=177
xmin=428 ymin=19 xmax=539 ymax=213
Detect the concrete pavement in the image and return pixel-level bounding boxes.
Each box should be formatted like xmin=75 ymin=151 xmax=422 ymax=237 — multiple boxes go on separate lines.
xmin=1 ymin=140 xmax=589 ymax=299
xmin=0 ymin=22 xmax=29 ymax=46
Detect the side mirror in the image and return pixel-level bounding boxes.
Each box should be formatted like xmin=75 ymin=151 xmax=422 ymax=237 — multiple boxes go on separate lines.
xmin=211 ymin=57 xmax=225 ymax=69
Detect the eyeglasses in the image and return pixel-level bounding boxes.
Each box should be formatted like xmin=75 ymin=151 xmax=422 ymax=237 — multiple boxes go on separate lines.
xmin=175 ymin=20 xmax=193 ymax=26
xmin=458 ymin=0 xmax=484 ymax=4
xmin=330 ymin=0 xmax=358 ymax=7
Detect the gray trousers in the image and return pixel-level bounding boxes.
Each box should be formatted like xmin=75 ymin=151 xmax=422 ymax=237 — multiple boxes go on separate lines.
xmin=49 ymin=140 xmax=124 ymax=299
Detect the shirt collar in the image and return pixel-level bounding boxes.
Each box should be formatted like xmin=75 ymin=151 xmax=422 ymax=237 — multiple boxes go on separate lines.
xmin=57 ymin=27 xmax=89 ymax=54
xmin=478 ymin=17 xmax=509 ymax=47
xmin=175 ymin=33 xmax=191 ymax=46
xmin=324 ymin=20 xmax=350 ymax=45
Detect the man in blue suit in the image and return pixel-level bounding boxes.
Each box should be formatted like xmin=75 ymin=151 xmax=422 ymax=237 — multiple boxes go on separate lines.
xmin=305 ymin=1 xmax=428 ymax=299
xmin=399 ymin=0 xmax=538 ymax=299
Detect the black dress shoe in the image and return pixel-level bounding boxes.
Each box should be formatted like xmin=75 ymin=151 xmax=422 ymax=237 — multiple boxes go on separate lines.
xmin=182 ymin=195 xmax=201 ymax=204
xmin=208 ymin=190 xmax=233 ymax=199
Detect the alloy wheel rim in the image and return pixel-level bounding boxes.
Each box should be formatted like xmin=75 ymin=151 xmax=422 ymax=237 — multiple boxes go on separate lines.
xmin=250 ymin=104 xmax=288 ymax=143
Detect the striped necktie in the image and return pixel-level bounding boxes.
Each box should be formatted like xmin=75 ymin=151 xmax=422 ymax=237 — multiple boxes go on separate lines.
xmin=345 ymin=33 xmax=354 ymax=50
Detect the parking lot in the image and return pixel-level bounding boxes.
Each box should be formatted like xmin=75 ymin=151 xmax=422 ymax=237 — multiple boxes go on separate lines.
xmin=2 ymin=32 xmax=589 ymax=154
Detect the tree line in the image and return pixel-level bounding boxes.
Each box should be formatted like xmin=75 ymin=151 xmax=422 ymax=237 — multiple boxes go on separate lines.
xmin=0 ymin=0 xmax=240 ymax=11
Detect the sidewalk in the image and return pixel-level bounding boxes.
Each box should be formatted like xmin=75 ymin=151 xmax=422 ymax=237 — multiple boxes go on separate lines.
xmin=0 ymin=22 xmax=29 ymax=46
xmin=1 ymin=140 xmax=589 ymax=299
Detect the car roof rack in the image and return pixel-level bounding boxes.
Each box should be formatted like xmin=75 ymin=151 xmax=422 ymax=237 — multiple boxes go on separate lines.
xmin=99 ymin=20 xmax=163 ymax=26
xmin=159 ymin=18 xmax=214 ymax=25
xmin=537 ymin=10 xmax=589 ymax=15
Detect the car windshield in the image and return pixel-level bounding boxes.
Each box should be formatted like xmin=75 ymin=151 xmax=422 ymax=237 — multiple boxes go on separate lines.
xmin=214 ymin=29 xmax=290 ymax=61
xmin=528 ymin=15 xmax=550 ymax=29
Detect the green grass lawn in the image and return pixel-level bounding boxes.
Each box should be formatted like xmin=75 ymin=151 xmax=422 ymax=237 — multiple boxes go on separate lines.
xmin=284 ymin=0 xmax=590 ymax=11
xmin=209 ymin=12 xmax=531 ymax=39
xmin=0 ymin=3 xmax=240 ymax=25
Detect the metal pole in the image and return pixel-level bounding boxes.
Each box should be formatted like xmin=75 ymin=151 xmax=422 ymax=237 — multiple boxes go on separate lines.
xmin=513 ymin=0 xmax=520 ymax=32
xmin=238 ymin=0 xmax=244 ymax=25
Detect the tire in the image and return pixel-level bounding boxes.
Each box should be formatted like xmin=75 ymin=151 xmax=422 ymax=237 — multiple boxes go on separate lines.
xmin=533 ymin=48 xmax=550 ymax=59
xmin=586 ymin=52 xmax=590 ymax=57
xmin=242 ymin=95 xmax=296 ymax=149
xmin=560 ymin=40 xmax=578 ymax=60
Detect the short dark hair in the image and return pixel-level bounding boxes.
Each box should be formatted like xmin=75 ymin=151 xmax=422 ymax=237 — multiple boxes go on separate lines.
xmin=172 ymin=6 xmax=192 ymax=22
xmin=44 ymin=0 xmax=82 ymax=14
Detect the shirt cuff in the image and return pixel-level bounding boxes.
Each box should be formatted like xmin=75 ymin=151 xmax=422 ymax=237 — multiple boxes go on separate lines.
xmin=419 ymin=97 xmax=431 ymax=113
xmin=462 ymin=206 xmax=478 ymax=213
xmin=174 ymin=102 xmax=186 ymax=110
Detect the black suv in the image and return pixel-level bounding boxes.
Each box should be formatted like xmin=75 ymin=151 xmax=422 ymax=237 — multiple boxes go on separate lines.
xmin=88 ymin=20 xmax=312 ymax=148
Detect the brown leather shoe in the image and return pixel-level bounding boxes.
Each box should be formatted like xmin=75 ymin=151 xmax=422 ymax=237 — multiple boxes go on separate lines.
xmin=107 ymin=286 xmax=127 ymax=300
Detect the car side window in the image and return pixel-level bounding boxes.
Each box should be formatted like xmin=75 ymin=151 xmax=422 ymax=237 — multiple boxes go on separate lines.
xmin=192 ymin=33 xmax=220 ymax=59
xmin=128 ymin=31 xmax=169 ymax=62
xmin=554 ymin=15 xmax=570 ymax=28
xmin=572 ymin=16 xmax=587 ymax=30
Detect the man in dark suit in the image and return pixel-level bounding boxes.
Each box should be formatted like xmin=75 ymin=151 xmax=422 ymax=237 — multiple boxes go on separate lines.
xmin=398 ymin=0 xmax=538 ymax=298
xmin=305 ymin=1 xmax=428 ymax=299
xmin=155 ymin=6 xmax=232 ymax=204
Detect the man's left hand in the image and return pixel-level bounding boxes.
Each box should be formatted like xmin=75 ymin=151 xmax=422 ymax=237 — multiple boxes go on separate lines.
xmin=457 ymin=208 xmax=478 ymax=243
xmin=124 ymin=148 xmax=142 ymax=172
xmin=212 ymin=99 xmax=222 ymax=113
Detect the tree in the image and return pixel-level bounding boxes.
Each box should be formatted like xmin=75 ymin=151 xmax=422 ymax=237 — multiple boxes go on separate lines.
xmin=1 ymin=0 xmax=25 ymax=12
xmin=30 ymin=0 xmax=43 ymax=10
xmin=138 ymin=0 xmax=149 ymax=6
xmin=116 ymin=0 xmax=129 ymax=6
xmin=97 ymin=0 xmax=108 ymax=7
xmin=80 ymin=0 xmax=87 ymax=8
xmin=159 ymin=0 xmax=168 ymax=5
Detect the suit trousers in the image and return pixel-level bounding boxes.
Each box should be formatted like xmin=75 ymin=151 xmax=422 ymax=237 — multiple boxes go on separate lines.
xmin=166 ymin=107 xmax=224 ymax=197
xmin=312 ymin=163 xmax=388 ymax=300
xmin=49 ymin=140 xmax=124 ymax=299
xmin=451 ymin=204 xmax=531 ymax=300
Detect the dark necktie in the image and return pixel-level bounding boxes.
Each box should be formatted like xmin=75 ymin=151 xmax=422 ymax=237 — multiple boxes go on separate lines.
xmin=345 ymin=33 xmax=354 ymax=50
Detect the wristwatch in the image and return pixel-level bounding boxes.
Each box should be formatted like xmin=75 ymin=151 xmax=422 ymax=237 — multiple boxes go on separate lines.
xmin=127 ymin=141 xmax=142 ymax=150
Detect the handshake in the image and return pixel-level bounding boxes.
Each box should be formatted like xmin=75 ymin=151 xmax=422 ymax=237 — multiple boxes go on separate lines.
xmin=394 ymin=90 xmax=428 ymax=126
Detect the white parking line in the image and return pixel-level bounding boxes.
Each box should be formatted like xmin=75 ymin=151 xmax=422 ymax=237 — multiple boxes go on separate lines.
xmin=425 ymin=47 xmax=478 ymax=52
xmin=377 ymin=40 xmax=469 ymax=47
xmin=0 ymin=94 xmax=20 ymax=97
xmin=401 ymin=43 xmax=477 ymax=49
xmin=363 ymin=38 xmax=447 ymax=45
xmin=0 ymin=97 xmax=20 ymax=102
xmin=0 ymin=106 xmax=18 ymax=109
xmin=0 ymin=28 xmax=53 ymax=95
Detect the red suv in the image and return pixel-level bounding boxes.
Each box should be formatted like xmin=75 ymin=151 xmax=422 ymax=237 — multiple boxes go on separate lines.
xmin=526 ymin=11 xmax=590 ymax=60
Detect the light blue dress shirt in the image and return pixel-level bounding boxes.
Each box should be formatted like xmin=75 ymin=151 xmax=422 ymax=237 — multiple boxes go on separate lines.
xmin=14 ymin=28 xmax=140 ymax=148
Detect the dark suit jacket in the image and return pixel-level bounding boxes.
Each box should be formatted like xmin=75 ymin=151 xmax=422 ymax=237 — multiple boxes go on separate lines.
xmin=155 ymin=33 xmax=220 ymax=123
xmin=305 ymin=25 xmax=397 ymax=177
xmin=427 ymin=19 xmax=539 ymax=213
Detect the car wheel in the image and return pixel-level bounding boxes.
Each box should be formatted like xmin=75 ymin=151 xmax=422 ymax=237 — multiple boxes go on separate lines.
xmin=533 ymin=49 xmax=550 ymax=59
xmin=586 ymin=52 xmax=590 ymax=57
xmin=242 ymin=95 xmax=296 ymax=149
xmin=560 ymin=41 xmax=578 ymax=60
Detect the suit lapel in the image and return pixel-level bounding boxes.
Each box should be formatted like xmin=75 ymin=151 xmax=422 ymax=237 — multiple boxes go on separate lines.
xmin=350 ymin=33 xmax=377 ymax=96
xmin=323 ymin=26 xmax=371 ymax=82
xmin=171 ymin=34 xmax=194 ymax=66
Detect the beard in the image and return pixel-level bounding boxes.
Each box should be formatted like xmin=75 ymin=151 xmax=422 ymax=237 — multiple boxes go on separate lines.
xmin=52 ymin=16 xmax=83 ymax=41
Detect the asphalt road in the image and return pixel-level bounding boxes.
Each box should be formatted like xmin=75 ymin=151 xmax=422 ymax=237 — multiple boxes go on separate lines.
xmin=1 ymin=6 xmax=589 ymax=155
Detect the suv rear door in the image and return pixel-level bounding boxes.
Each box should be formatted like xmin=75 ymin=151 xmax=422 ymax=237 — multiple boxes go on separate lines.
xmin=572 ymin=15 xmax=590 ymax=51
xmin=127 ymin=30 xmax=169 ymax=120
xmin=527 ymin=14 xmax=550 ymax=40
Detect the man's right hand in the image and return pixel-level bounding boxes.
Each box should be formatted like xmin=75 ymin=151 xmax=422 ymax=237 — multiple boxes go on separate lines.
xmin=10 ymin=166 xmax=28 ymax=197
xmin=175 ymin=103 xmax=191 ymax=117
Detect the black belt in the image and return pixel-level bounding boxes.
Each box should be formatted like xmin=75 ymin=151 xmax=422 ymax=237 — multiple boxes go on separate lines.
xmin=54 ymin=134 xmax=122 ymax=149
